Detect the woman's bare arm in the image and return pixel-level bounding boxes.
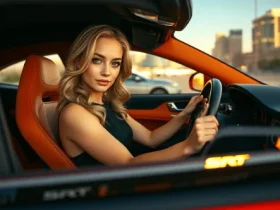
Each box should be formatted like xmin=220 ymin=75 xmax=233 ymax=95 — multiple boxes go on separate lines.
xmin=60 ymin=104 xmax=193 ymax=166
xmin=126 ymin=95 xmax=207 ymax=148
xmin=125 ymin=112 xmax=188 ymax=148
xmin=60 ymin=103 xmax=217 ymax=166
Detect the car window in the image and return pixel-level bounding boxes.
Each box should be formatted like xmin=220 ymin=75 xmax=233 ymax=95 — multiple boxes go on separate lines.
xmin=174 ymin=0 xmax=280 ymax=86
xmin=128 ymin=51 xmax=197 ymax=94
xmin=0 ymin=54 xmax=65 ymax=85
xmin=0 ymin=52 xmax=198 ymax=94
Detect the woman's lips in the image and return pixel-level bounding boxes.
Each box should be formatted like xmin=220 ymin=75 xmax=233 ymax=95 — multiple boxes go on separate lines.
xmin=96 ymin=80 xmax=110 ymax=86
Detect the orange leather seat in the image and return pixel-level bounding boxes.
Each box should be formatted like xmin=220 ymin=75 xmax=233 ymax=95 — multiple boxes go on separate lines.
xmin=16 ymin=55 xmax=76 ymax=170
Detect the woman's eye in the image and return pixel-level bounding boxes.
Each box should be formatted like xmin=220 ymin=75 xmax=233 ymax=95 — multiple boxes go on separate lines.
xmin=92 ymin=58 xmax=101 ymax=64
xmin=112 ymin=62 xmax=121 ymax=68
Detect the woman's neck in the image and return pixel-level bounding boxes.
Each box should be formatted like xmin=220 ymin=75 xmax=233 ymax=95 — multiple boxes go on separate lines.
xmin=90 ymin=93 xmax=104 ymax=105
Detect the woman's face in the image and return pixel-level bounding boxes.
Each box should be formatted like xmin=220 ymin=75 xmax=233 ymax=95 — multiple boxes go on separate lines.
xmin=81 ymin=37 xmax=123 ymax=94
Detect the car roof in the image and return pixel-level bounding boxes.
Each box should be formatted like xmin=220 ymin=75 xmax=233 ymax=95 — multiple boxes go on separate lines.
xmin=0 ymin=0 xmax=192 ymax=50
xmin=0 ymin=0 xmax=192 ymax=68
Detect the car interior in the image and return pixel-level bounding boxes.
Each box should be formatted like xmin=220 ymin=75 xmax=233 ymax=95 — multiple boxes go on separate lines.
xmin=0 ymin=0 xmax=280 ymax=175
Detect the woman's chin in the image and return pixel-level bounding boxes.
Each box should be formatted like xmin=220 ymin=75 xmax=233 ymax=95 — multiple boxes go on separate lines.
xmin=94 ymin=86 xmax=110 ymax=93
xmin=90 ymin=83 xmax=112 ymax=93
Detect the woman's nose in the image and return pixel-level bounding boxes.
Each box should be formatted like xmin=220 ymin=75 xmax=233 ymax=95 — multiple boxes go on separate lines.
xmin=101 ymin=64 xmax=111 ymax=76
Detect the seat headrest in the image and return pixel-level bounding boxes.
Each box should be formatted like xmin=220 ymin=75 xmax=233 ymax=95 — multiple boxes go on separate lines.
xmin=18 ymin=55 xmax=61 ymax=99
xmin=40 ymin=56 xmax=61 ymax=87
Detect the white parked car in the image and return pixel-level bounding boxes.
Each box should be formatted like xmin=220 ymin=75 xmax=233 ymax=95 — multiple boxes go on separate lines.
xmin=124 ymin=73 xmax=181 ymax=94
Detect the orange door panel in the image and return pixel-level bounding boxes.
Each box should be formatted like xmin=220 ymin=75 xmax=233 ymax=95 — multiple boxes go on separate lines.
xmin=128 ymin=102 xmax=190 ymax=130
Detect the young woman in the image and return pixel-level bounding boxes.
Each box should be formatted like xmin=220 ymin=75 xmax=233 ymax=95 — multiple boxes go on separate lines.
xmin=57 ymin=25 xmax=219 ymax=167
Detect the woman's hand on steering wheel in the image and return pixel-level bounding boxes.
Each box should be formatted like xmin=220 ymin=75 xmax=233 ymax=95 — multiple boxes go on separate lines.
xmin=184 ymin=105 xmax=219 ymax=155
xmin=182 ymin=95 xmax=207 ymax=116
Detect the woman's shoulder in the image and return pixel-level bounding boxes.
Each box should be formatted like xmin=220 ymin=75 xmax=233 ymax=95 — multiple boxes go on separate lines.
xmin=59 ymin=103 xmax=99 ymax=125
xmin=60 ymin=102 xmax=85 ymax=114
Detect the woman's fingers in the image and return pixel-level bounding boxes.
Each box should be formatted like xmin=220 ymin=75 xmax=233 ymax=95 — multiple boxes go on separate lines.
xmin=187 ymin=114 xmax=219 ymax=153
xmin=203 ymin=134 xmax=217 ymax=142
xmin=196 ymin=130 xmax=217 ymax=143
xmin=202 ymin=128 xmax=218 ymax=135
xmin=200 ymin=103 xmax=209 ymax=117
xmin=191 ymin=95 xmax=203 ymax=105
xmin=197 ymin=115 xmax=219 ymax=126
xmin=196 ymin=95 xmax=204 ymax=101
xmin=194 ymin=116 xmax=219 ymax=143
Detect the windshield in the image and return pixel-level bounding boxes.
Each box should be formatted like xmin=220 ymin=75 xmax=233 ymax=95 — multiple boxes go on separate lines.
xmin=175 ymin=0 xmax=280 ymax=86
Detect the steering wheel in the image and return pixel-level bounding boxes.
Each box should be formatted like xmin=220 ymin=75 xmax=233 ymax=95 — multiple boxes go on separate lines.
xmin=185 ymin=78 xmax=223 ymax=156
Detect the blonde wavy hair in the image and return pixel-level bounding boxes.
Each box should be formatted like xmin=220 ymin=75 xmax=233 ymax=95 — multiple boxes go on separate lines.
xmin=57 ymin=25 xmax=132 ymax=125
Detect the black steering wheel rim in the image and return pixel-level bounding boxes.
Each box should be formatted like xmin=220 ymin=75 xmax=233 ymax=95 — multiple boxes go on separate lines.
xmin=186 ymin=78 xmax=223 ymax=155
xmin=201 ymin=78 xmax=223 ymax=115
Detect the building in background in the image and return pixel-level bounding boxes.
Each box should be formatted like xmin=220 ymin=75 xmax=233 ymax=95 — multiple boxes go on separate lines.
xmin=228 ymin=29 xmax=243 ymax=67
xmin=250 ymin=8 xmax=280 ymax=70
xmin=212 ymin=33 xmax=229 ymax=63
xmin=212 ymin=30 xmax=243 ymax=68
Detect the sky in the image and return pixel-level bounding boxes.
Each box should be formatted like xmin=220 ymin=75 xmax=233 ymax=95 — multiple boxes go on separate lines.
xmin=175 ymin=0 xmax=280 ymax=55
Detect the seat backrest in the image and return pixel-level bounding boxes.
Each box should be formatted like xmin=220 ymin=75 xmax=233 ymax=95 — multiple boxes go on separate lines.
xmin=39 ymin=102 xmax=59 ymax=143
xmin=16 ymin=55 xmax=76 ymax=170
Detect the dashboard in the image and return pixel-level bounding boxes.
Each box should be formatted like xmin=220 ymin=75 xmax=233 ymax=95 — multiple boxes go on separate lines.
xmin=209 ymin=84 xmax=280 ymax=155
xmin=226 ymin=84 xmax=280 ymax=126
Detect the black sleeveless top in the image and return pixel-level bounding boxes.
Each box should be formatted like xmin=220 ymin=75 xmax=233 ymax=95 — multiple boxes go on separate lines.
xmin=71 ymin=103 xmax=134 ymax=167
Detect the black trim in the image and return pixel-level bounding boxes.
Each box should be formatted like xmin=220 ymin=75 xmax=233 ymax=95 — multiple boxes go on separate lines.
xmin=7 ymin=180 xmax=280 ymax=209
xmin=2 ymin=127 xmax=280 ymax=207
xmin=125 ymin=93 xmax=197 ymax=109
xmin=2 ymin=149 xmax=280 ymax=207
xmin=0 ymin=0 xmax=192 ymax=51
xmin=0 ymin=83 xmax=49 ymax=169
xmin=0 ymin=94 xmax=22 ymax=176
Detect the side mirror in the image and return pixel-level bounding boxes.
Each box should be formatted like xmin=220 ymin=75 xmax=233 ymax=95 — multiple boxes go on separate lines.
xmin=189 ymin=72 xmax=205 ymax=92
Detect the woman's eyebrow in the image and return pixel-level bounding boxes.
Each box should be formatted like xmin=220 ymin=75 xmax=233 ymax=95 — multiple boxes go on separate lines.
xmin=94 ymin=53 xmax=105 ymax=58
xmin=94 ymin=53 xmax=122 ymax=61
xmin=113 ymin=58 xmax=122 ymax=61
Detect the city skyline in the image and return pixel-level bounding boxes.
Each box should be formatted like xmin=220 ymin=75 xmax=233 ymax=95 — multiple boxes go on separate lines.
xmin=175 ymin=0 xmax=280 ymax=55
xmin=212 ymin=29 xmax=243 ymax=67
